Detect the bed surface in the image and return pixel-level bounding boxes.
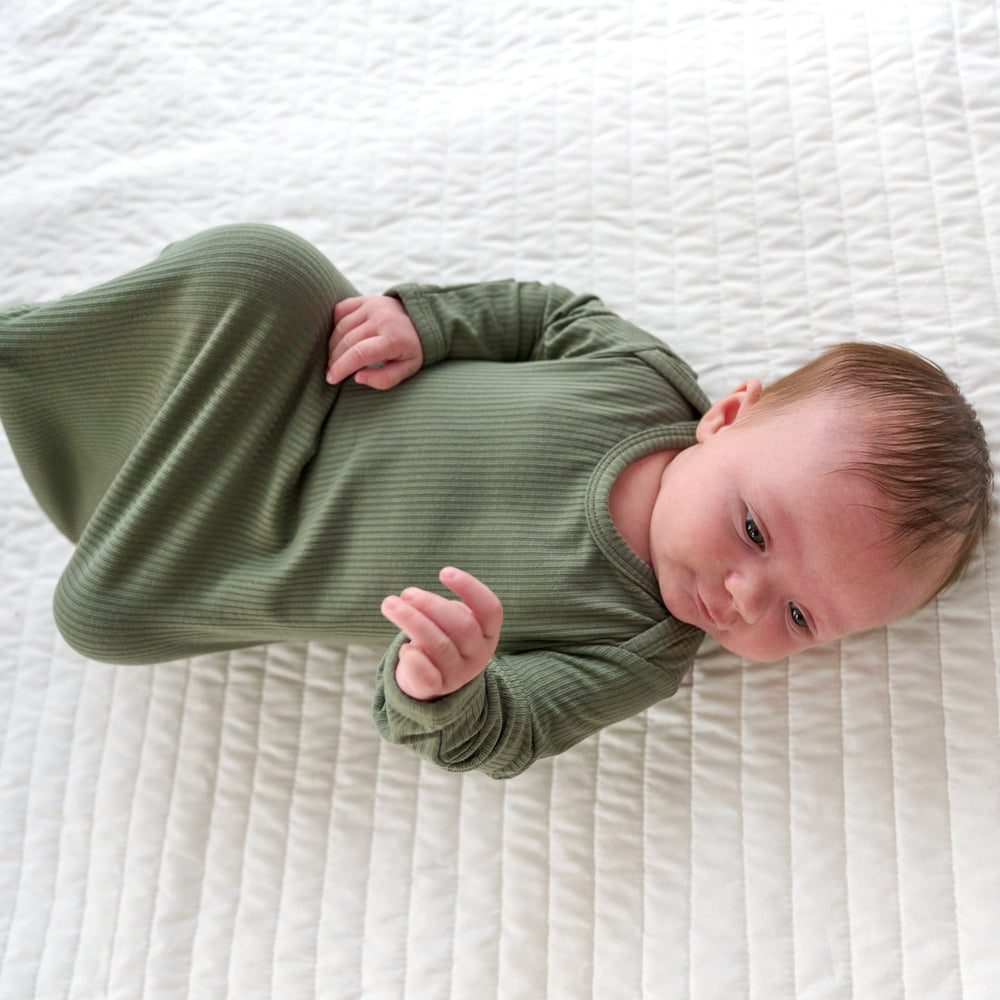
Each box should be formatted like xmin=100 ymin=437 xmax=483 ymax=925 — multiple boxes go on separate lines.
xmin=2 ymin=1 xmax=999 ymax=997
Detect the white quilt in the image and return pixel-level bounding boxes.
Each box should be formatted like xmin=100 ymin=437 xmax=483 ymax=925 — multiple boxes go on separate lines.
xmin=2 ymin=1 xmax=999 ymax=997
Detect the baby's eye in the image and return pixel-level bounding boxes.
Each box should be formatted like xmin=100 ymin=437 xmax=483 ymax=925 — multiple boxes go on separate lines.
xmin=744 ymin=512 xmax=765 ymax=549
xmin=789 ymin=603 xmax=808 ymax=630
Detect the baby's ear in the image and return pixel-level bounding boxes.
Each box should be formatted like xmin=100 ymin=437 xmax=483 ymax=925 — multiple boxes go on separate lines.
xmin=696 ymin=379 xmax=763 ymax=442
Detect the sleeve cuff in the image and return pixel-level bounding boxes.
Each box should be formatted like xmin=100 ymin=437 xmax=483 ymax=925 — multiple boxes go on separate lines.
xmin=385 ymin=284 xmax=449 ymax=369
xmin=375 ymin=632 xmax=489 ymax=737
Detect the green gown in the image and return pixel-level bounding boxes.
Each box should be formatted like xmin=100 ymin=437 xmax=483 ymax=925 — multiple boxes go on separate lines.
xmin=0 ymin=224 xmax=709 ymax=777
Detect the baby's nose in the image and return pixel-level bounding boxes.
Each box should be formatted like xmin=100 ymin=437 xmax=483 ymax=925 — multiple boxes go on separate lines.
xmin=725 ymin=570 xmax=768 ymax=625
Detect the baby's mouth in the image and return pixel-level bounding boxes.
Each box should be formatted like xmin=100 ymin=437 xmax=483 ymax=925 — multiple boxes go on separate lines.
xmin=696 ymin=591 xmax=717 ymax=626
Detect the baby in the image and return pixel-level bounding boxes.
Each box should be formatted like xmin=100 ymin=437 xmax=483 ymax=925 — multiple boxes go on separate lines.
xmin=331 ymin=299 xmax=991 ymax=682
xmin=0 ymin=224 xmax=993 ymax=778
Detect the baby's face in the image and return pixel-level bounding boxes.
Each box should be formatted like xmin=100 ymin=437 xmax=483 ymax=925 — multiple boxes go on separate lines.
xmin=650 ymin=388 xmax=942 ymax=661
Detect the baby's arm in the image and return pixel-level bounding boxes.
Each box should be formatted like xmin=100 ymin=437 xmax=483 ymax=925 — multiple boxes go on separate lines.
xmin=373 ymin=628 xmax=703 ymax=778
xmin=325 ymin=296 xmax=423 ymax=389
xmin=332 ymin=280 xmax=703 ymax=381
xmin=380 ymin=567 xmax=503 ymax=700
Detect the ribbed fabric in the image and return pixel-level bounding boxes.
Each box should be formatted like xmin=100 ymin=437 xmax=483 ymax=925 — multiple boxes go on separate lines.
xmin=0 ymin=223 xmax=710 ymax=777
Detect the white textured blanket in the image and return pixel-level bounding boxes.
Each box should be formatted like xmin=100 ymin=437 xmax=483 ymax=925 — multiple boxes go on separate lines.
xmin=2 ymin=1 xmax=999 ymax=998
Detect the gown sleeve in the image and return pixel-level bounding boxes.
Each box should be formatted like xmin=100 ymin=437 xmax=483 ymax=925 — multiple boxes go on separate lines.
xmin=389 ymin=278 xmax=702 ymax=380
xmin=373 ymin=621 xmax=704 ymax=780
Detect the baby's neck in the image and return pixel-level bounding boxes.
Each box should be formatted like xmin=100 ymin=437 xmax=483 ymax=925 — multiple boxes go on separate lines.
xmin=608 ymin=449 xmax=679 ymax=565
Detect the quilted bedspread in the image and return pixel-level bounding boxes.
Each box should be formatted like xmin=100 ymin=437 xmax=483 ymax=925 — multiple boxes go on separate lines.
xmin=2 ymin=1 xmax=999 ymax=998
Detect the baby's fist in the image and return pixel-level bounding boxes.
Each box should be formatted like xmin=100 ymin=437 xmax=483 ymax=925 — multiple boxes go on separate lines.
xmin=326 ymin=296 xmax=423 ymax=389
xmin=381 ymin=568 xmax=503 ymax=701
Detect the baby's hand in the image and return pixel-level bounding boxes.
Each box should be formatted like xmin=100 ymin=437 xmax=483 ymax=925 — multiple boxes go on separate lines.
xmin=381 ymin=567 xmax=504 ymax=701
xmin=326 ymin=296 xmax=423 ymax=389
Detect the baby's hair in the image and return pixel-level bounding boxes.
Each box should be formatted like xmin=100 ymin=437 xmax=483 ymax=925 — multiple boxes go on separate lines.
xmin=752 ymin=341 xmax=994 ymax=596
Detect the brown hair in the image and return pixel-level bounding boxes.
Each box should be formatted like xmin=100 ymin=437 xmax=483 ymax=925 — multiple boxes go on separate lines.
xmin=750 ymin=342 xmax=994 ymax=595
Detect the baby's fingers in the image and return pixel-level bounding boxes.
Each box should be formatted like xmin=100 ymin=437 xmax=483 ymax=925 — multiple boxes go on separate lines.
xmin=327 ymin=296 xmax=422 ymax=388
xmin=438 ymin=567 xmax=504 ymax=639
xmin=331 ymin=296 xmax=368 ymax=330
xmin=381 ymin=573 xmax=503 ymax=700
xmin=381 ymin=592 xmax=456 ymax=664
xmin=352 ymin=355 xmax=421 ymax=390
xmin=392 ymin=585 xmax=489 ymax=659
xmin=326 ymin=334 xmax=388 ymax=384
xmin=395 ymin=644 xmax=447 ymax=701
xmin=333 ymin=295 xmax=371 ymax=333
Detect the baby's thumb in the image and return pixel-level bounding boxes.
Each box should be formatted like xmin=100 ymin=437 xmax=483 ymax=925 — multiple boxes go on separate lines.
xmin=357 ymin=358 xmax=421 ymax=390
xmin=355 ymin=362 xmax=401 ymax=390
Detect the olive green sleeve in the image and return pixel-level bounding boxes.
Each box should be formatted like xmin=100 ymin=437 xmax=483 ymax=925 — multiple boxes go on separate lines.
xmin=388 ymin=279 xmax=694 ymax=369
xmin=372 ymin=625 xmax=704 ymax=780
